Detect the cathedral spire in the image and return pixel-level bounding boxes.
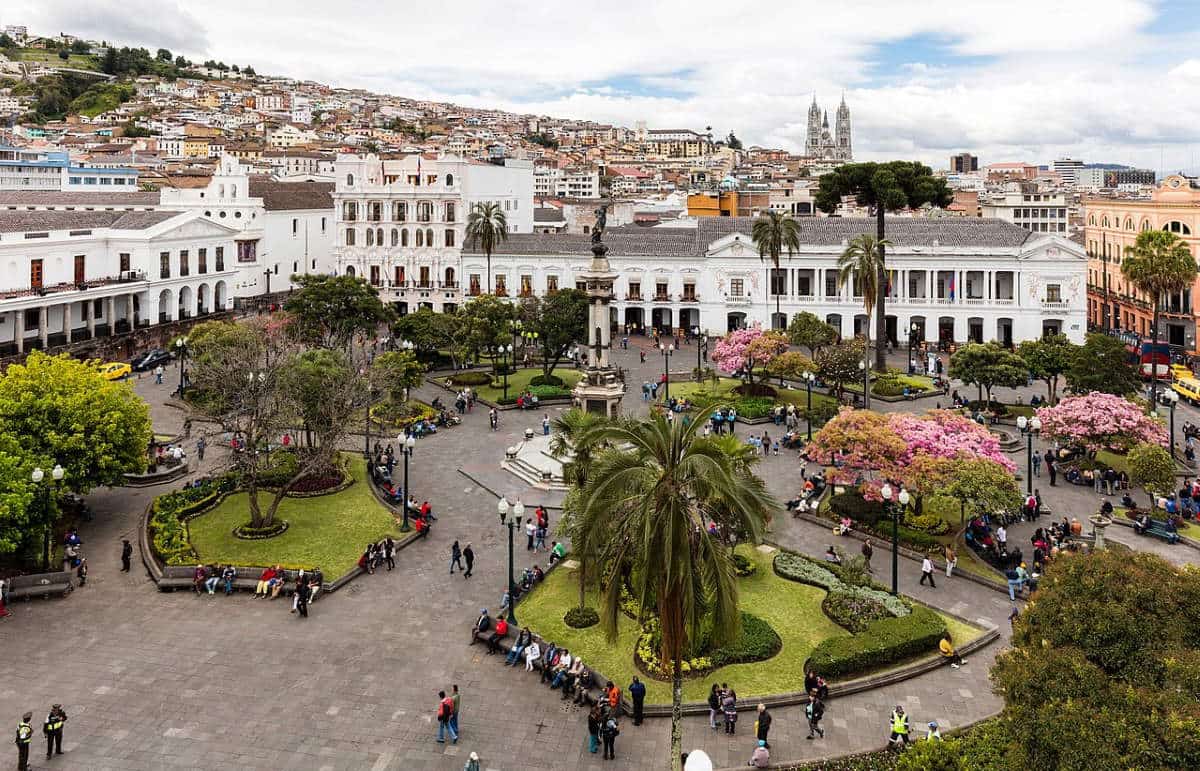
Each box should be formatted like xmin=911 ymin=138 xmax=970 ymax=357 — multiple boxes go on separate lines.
xmin=822 ymin=110 xmax=828 ymax=128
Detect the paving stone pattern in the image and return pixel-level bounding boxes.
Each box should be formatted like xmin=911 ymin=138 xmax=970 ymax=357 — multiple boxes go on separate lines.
xmin=2 ymin=342 xmax=1196 ymax=770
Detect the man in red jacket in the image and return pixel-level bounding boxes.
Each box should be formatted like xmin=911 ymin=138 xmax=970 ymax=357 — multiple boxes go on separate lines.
xmin=436 ymin=690 xmax=458 ymax=744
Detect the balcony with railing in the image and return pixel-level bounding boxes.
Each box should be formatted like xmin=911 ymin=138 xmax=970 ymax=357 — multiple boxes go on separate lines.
xmin=726 ymin=294 xmax=751 ymax=305
xmin=680 ymin=293 xmax=699 ymax=303
xmin=653 ymin=293 xmax=673 ymax=303
xmin=0 ymin=273 xmax=148 ymax=302
xmin=624 ymin=293 xmax=643 ymax=301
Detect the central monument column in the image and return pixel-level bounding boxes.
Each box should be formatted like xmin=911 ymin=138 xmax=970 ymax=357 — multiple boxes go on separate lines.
xmin=572 ymin=205 xmax=626 ymax=417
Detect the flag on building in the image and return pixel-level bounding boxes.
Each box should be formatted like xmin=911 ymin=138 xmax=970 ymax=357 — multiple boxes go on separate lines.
xmin=948 ymin=274 xmax=955 ymax=302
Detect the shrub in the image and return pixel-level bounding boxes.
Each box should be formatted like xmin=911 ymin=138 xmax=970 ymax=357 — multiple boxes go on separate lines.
xmin=773 ymin=551 xmax=841 ymax=590
xmin=732 ymin=397 xmax=776 ymax=419
xmin=904 ymin=512 xmax=951 ymax=535
xmin=828 ymin=492 xmax=886 ymax=527
xmin=564 ymin=606 xmax=599 ymax=629
xmin=635 ymin=612 xmax=780 ymax=677
xmin=731 ymin=552 xmax=757 ymax=577
xmin=530 ymin=373 xmax=565 ymax=387
xmin=823 ymin=590 xmax=894 ymax=633
xmin=807 ymin=605 xmax=947 ymax=678
xmin=448 ymin=371 xmax=492 ymax=386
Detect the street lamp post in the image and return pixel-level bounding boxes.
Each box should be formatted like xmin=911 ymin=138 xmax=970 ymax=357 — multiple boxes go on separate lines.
xmin=398 ymin=434 xmax=415 ymax=531
xmin=907 ymin=322 xmax=918 ymax=374
xmin=879 ymin=483 xmax=909 ymax=596
xmin=659 ymin=342 xmax=674 ymax=401
xmin=500 ymin=344 xmax=513 ymax=401
xmin=858 ymin=359 xmax=870 ymax=409
xmin=692 ymin=326 xmax=702 ymax=378
xmin=497 ymin=497 xmax=524 ymax=625
xmin=803 ymin=370 xmax=816 ymax=441
xmin=32 ymin=463 xmax=65 ymax=570
xmin=175 ymin=336 xmax=188 ymax=396
xmin=1017 ymin=415 xmax=1042 ymax=495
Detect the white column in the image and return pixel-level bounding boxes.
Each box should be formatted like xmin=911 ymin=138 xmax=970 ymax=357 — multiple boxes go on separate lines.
xmin=39 ymin=306 xmax=48 ymax=348
xmin=15 ymin=309 xmax=24 ymax=353
xmin=63 ymin=302 xmax=72 ymax=344
xmin=106 ymin=296 xmax=115 ymax=334
xmin=87 ymin=299 xmax=96 ymax=337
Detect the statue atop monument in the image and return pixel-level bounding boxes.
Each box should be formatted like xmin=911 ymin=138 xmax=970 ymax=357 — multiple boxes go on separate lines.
xmin=591 ymin=203 xmax=608 ymax=244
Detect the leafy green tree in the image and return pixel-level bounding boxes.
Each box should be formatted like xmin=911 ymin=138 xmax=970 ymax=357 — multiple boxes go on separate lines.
xmin=949 ymin=341 xmax=1027 ymax=405
xmin=1122 ymin=229 xmax=1198 ymax=404
xmin=725 ymin=131 xmax=743 ymax=150
xmin=0 ymin=351 xmax=151 ymax=493
xmin=816 ymin=161 xmax=952 ymax=369
xmin=765 ymin=350 xmax=814 ymax=382
xmin=787 ymin=311 xmax=838 ymax=357
xmin=751 ymin=210 xmax=801 ymax=327
xmin=519 ymin=288 xmax=588 ymax=379
xmin=465 ymin=201 xmax=508 ymax=291
xmin=459 ymin=294 xmax=517 ymax=371
xmin=156 ymin=48 xmax=173 ymax=61
xmin=919 ymin=456 xmax=1022 ymax=522
xmin=1018 ymin=333 xmax=1076 ymax=405
xmin=282 ymin=348 xmax=361 ymax=455
xmin=283 ymin=274 xmax=393 ymax=350
xmin=0 ymin=433 xmax=34 ymax=557
xmin=549 ymin=408 xmax=611 ymax=609
xmin=1066 ymin=333 xmax=1140 ymax=396
xmin=70 ymin=40 xmax=90 ymax=54
xmin=816 ymin=339 xmax=866 ymax=399
xmin=174 ymin=55 xmax=188 ymax=68
xmin=392 ymin=306 xmax=470 ymax=366
xmin=837 ymin=233 xmax=889 ymax=384
xmin=577 ymin=414 xmax=775 ymax=771
xmin=57 ymin=49 xmax=70 ymax=61
xmin=243 ymin=65 xmax=255 ymax=76
xmin=370 ymin=350 xmax=425 ymax=404
xmin=1128 ymin=442 xmax=1175 ymax=498
xmin=0 ymin=34 xmax=15 ymax=49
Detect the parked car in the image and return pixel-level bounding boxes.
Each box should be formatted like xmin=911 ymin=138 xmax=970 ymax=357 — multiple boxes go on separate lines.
xmin=132 ymin=348 xmax=173 ymax=372
xmin=98 ymin=362 xmax=132 ymax=381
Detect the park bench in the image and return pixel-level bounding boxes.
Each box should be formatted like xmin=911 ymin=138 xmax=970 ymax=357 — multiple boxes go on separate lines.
xmin=1138 ymin=520 xmax=1179 ymax=544
xmin=158 ymin=565 xmax=306 ymax=594
xmin=6 ymin=571 xmax=74 ymax=601
xmin=480 ymin=627 xmax=607 ymax=708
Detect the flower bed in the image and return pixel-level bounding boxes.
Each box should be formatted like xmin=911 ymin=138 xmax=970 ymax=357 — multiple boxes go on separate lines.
xmin=635 ymin=611 xmax=782 ymax=679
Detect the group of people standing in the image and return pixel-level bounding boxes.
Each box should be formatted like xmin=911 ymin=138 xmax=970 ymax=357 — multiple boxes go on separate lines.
xmin=13 ymin=704 xmax=66 ymax=770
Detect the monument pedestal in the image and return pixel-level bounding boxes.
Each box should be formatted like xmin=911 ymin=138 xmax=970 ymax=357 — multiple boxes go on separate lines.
xmin=573 ymin=368 xmax=626 ymax=418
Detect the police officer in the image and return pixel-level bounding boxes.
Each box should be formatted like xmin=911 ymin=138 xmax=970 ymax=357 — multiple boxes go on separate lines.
xmin=15 ymin=712 xmax=32 ymax=771
xmin=43 ymin=704 xmax=66 ymax=759
xmin=888 ymin=705 xmax=909 ymax=749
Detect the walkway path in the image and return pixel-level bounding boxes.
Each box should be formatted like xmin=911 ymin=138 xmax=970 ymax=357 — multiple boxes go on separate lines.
xmin=1 ymin=340 xmax=1194 ymax=770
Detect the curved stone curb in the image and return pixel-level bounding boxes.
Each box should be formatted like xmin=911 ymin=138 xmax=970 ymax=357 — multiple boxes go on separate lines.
xmin=122 ymin=461 xmax=190 ymax=487
xmin=1108 ymin=515 xmax=1200 ymax=552
xmin=791 ymin=511 xmax=1009 ymax=595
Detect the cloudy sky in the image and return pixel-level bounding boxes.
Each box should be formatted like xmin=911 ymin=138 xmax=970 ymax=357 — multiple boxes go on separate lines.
xmin=6 ymin=0 xmax=1200 ymax=172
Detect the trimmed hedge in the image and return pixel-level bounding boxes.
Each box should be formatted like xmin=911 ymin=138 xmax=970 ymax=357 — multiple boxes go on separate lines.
xmin=823 ymin=590 xmax=895 ymax=634
xmin=807 ymin=605 xmax=947 ymax=678
xmin=530 ymin=373 xmax=565 ymax=387
xmin=448 ymin=371 xmax=492 ymax=386
xmin=564 ymin=606 xmax=599 ymax=628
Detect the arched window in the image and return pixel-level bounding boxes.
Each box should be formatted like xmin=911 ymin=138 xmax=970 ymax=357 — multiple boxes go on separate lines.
xmin=1088 ymin=214 xmax=1095 ymax=225
xmin=401 ymin=229 xmax=409 ymax=247
xmin=1164 ymin=221 xmax=1193 ymax=235
xmin=1142 ymin=219 xmax=1152 ymax=231
xmin=426 ymin=228 xmax=435 ymax=246
xmin=445 ymin=202 xmax=456 ymax=223
xmin=418 ymin=201 xmax=433 ymax=222
xmin=416 ymin=229 xmax=424 ymax=247
xmin=346 ymin=265 xmax=355 ymax=276
xmin=343 ymin=201 xmax=358 ymax=221
xmin=445 ymin=173 xmax=454 ymax=186
xmin=376 ymin=227 xmax=383 ymax=245
xmin=445 ymin=267 xmax=456 ymax=286
xmin=366 ymin=228 xmax=375 ymax=246
xmin=346 ymin=173 xmax=355 ymax=186
xmin=345 ymin=228 xmax=356 ymax=246
xmin=391 ymin=228 xmax=399 ymax=247
xmin=1101 ymin=216 xmax=1109 ymax=228
xmin=1125 ymin=217 xmax=1133 ymax=230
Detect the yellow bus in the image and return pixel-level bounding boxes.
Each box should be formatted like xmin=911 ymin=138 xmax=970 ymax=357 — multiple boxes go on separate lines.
xmin=1172 ymin=378 xmax=1200 ymax=405
xmin=1172 ymin=364 xmax=1194 ymax=381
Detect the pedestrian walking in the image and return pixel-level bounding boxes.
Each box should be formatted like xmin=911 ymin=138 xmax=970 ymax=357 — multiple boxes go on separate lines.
xmin=15 ymin=711 xmax=32 ymax=771
xmin=888 ymin=705 xmax=910 ymax=749
xmin=920 ymin=555 xmax=937 ymax=587
xmin=450 ymin=684 xmax=461 ymax=738
xmin=196 ymin=435 xmax=206 ymax=461
xmin=587 ymin=704 xmax=602 ymax=753
xmin=384 ymin=537 xmax=395 ymax=571
xmin=542 ymin=414 xmax=550 ymax=436
xmin=120 ymin=539 xmax=132 ymax=572
xmin=42 ymin=705 xmax=65 ymax=759
xmin=436 ymin=690 xmax=458 ymax=744
xmin=600 ymin=714 xmax=619 ymax=760
xmin=1031 ymin=451 xmax=1041 ymax=477
xmin=463 ymin=543 xmax=474 ymax=578
xmin=629 ymin=677 xmax=645 ymax=726
xmin=1045 ymin=450 xmax=1057 ymax=486
xmin=805 ymin=694 xmax=825 ymax=739
xmin=861 ymin=540 xmax=873 ymax=572
xmin=525 ymin=519 xmax=536 ymax=551
xmin=707 ymin=684 xmax=721 ymax=730
xmin=450 ymin=541 xmax=464 ymax=573
xmin=154 ymin=364 xmax=164 ymax=384
xmin=755 ymin=704 xmax=771 ymax=748
xmin=944 ymin=545 xmax=957 ymax=578
xmin=489 ymin=408 xmax=498 ymax=431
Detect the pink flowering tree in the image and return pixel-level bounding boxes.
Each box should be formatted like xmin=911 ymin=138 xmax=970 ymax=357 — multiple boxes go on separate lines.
xmin=888 ymin=410 xmax=1016 ymax=473
xmin=1035 ymin=391 xmax=1167 ymax=452
xmin=711 ymin=325 xmax=789 ymax=389
xmin=805 ymin=408 xmax=906 ymax=488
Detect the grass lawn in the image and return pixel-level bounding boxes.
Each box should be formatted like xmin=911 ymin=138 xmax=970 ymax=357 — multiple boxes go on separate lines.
xmin=187 ymin=455 xmax=400 ymax=575
xmin=519 ymin=546 xmax=847 ymax=704
xmin=474 ymin=367 xmax=583 ymax=403
xmin=13 ymin=49 xmax=98 ymax=69
xmin=667 ymin=376 xmax=838 ymax=414
xmin=1095 ymin=450 xmax=1133 ymax=477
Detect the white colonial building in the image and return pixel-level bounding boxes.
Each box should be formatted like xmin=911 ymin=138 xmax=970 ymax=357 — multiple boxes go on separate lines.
xmin=331 ymin=153 xmax=534 ymax=312
xmin=0 ymin=209 xmax=239 ymax=355
xmin=464 ymin=217 xmax=1087 ymax=346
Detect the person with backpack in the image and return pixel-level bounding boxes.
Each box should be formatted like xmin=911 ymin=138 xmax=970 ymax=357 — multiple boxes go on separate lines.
xmin=586 ymin=703 xmax=603 ymax=754
xmin=435 ymin=690 xmax=457 ymax=744
xmin=806 ymin=693 xmax=825 ymax=739
xmin=600 ymin=714 xmax=619 ymax=760
xmin=722 ymin=688 xmax=737 ymax=734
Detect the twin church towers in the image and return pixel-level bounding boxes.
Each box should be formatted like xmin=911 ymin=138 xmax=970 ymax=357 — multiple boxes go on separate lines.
xmin=804 ymin=94 xmax=852 ymax=161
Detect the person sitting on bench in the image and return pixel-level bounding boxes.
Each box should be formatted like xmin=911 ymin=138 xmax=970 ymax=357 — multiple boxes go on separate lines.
xmin=486 ymin=616 xmax=509 ymax=655
xmin=469 ymin=608 xmax=491 ymax=644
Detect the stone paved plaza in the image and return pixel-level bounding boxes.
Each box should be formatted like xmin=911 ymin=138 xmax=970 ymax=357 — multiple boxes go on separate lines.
xmin=4 ymin=339 xmax=1198 ymax=770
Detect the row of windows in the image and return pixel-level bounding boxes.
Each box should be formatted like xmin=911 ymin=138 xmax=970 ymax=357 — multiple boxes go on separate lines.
xmin=1011 ymin=208 xmax=1066 ymax=218
xmin=342 ymin=200 xmax=457 ymax=223
xmin=1089 ymin=213 xmax=1194 ymax=234
xmin=157 ymin=247 xmax=226 ymax=279
xmin=345 ymin=173 xmax=455 ymax=188
xmin=344 ymin=228 xmax=456 ymax=248
xmin=66 ymin=176 xmax=134 ymax=186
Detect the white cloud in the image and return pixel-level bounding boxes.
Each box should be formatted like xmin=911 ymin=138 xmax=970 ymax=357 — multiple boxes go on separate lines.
xmin=2 ymin=0 xmax=1193 ymax=170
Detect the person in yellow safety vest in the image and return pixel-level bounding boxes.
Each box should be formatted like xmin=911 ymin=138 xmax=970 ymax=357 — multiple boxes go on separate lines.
xmin=15 ymin=711 xmax=33 ymax=771
xmin=888 ymin=705 xmax=910 ymax=748
xmin=42 ymin=704 xmax=66 ymax=759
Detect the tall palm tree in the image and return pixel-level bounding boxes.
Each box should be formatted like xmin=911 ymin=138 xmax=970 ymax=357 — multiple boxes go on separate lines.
xmin=549 ymin=408 xmax=610 ymax=609
xmin=1122 ymin=229 xmax=1198 ymax=404
xmin=751 ymin=210 xmax=801 ymax=329
xmin=578 ymin=413 xmax=776 ymax=771
xmin=837 ymin=234 xmax=890 ymax=408
xmin=465 ymin=202 xmax=508 ymax=292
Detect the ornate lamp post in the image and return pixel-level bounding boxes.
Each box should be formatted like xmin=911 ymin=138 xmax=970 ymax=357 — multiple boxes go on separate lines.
xmin=32 ymin=463 xmax=65 ymax=570
xmin=803 ymin=370 xmax=816 ymax=441
xmin=858 ymin=358 xmax=870 ymax=409
xmin=175 ymin=336 xmax=189 ymax=396
xmin=692 ymin=326 xmax=702 ymax=377
xmin=497 ymin=344 xmax=513 ymax=401
xmin=879 ymin=483 xmax=909 ymax=595
xmin=1154 ymin=390 xmax=1179 ymax=458
xmin=1017 ymin=415 xmax=1042 ymax=495
xmin=659 ymin=342 xmax=674 ymax=401
xmin=398 ymin=434 xmax=416 ymax=531
xmin=907 ymin=322 xmax=919 ymax=374
xmin=497 ymin=497 xmax=524 ymax=624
